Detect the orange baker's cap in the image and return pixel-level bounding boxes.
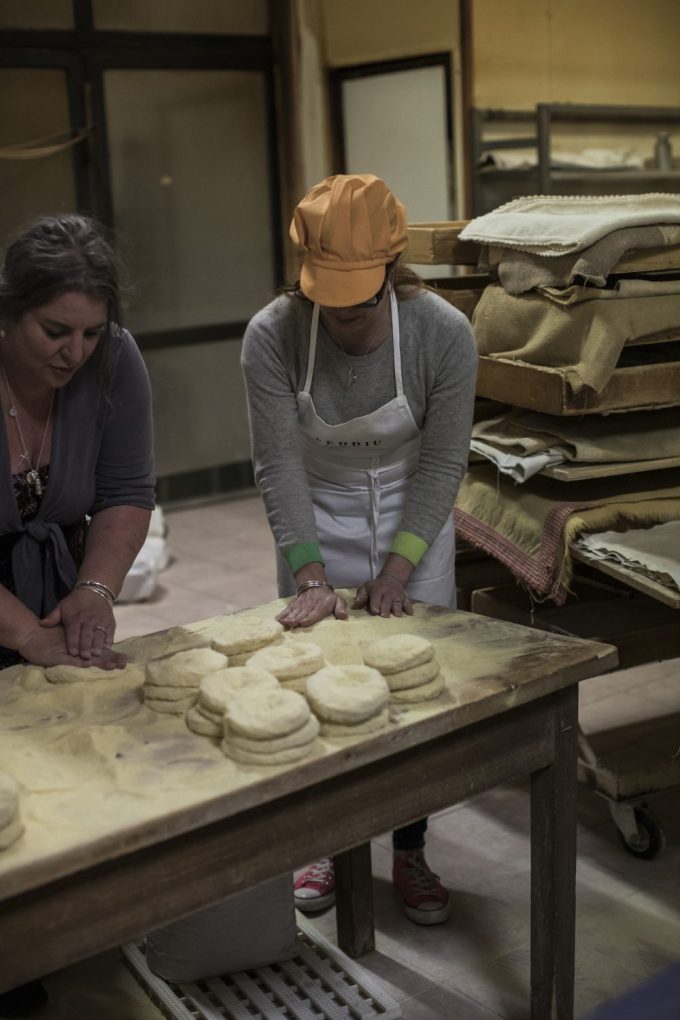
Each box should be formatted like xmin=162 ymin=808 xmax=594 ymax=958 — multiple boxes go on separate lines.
xmin=289 ymin=173 xmax=408 ymax=307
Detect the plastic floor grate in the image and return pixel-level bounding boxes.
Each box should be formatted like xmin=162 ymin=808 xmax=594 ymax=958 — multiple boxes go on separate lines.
xmin=121 ymin=914 xmax=401 ymax=1020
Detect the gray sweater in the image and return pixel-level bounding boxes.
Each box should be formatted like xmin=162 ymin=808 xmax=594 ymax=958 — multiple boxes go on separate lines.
xmin=242 ymin=289 xmax=478 ymax=562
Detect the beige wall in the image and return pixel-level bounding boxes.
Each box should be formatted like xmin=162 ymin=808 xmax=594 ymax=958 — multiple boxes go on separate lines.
xmin=473 ymin=0 xmax=680 ymax=108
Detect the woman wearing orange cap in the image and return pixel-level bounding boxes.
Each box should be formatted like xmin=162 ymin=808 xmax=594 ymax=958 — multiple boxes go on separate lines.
xmin=242 ymin=174 xmax=477 ymax=924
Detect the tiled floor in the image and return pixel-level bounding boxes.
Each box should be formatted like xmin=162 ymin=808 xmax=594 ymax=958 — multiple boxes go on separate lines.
xmin=43 ymin=494 xmax=680 ymax=1019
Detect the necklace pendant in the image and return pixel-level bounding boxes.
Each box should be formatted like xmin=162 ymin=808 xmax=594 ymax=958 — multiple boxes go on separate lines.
xmin=8 ymin=406 xmax=16 ymax=417
xmin=347 ymin=366 xmax=358 ymax=388
xmin=26 ymin=469 xmax=42 ymax=497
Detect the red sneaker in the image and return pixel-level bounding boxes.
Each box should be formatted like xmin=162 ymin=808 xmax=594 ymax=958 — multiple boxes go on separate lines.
xmin=294 ymin=858 xmax=336 ymax=913
xmin=392 ymin=849 xmax=451 ymax=925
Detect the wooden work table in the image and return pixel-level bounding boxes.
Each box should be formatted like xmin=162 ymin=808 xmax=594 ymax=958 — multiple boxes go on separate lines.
xmin=0 ymin=598 xmax=617 ymax=1019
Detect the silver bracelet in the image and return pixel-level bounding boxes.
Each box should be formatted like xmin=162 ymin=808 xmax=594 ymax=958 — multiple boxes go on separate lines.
xmin=296 ymin=580 xmax=335 ymax=597
xmin=74 ymin=579 xmax=116 ymax=604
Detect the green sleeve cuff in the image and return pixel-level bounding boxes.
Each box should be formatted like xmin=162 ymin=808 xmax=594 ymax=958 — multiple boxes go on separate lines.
xmin=284 ymin=542 xmax=324 ymax=574
xmin=389 ymin=531 xmax=429 ymax=567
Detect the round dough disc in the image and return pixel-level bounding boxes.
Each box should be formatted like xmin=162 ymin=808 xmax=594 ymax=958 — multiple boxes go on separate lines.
xmin=145 ymin=648 xmax=228 ymax=688
xmin=199 ymin=666 xmax=278 ymax=715
xmin=390 ymin=673 xmax=445 ymax=703
xmin=221 ymin=739 xmax=314 ymax=766
xmin=46 ymin=664 xmax=128 ymax=684
xmin=362 ymin=634 xmax=434 ymax=675
xmin=320 ymin=707 xmax=390 ymax=737
xmin=210 ymin=617 xmax=284 ymax=656
xmin=185 ymin=705 xmax=223 ymax=738
xmin=247 ymin=641 xmax=324 ymax=680
xmin=384 ymin=657 xmax=440 ymax=691
xmin=143 ymin=682 xmax=198 ymax=702
xmin=226 ymin=687 xmax=310 ymax=739
xmin=306 ymin=665 xmax=388 ymax=723
xmin=229 ymin=714 xmax=319 ymax=753
xmin=0 ymin=773 xmax=20 ymax=829
xmin=0 ymin=817 xmax=25 ymax=851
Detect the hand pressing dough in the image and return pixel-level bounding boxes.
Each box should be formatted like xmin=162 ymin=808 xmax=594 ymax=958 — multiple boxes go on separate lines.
xmin=362 ymin=634 xmax=434 ymax=674
xmin=210 ymin=617 xmax=283 ymax=655
xmin=0 ymin=817 xmax=25 ymax=851
xmin=143 ymin=683 xmax=198 ymax=702
xmin=383 ymin=657 xmax=440 ymax=691
xmin=247 ymin=641 xmax=324 ymax=680
xmin=319 ymin=707 xmax=390 ymax=737
xmin=228 ymin=714 xmax=319 ymax=753
xmin=0 ymin=773 xmax=20 ymax=829
xmin=185 ymin=705 xmax=223 ymax=738
xmin=46 ymin=664 xmax=128 ymax=684
xmin=199 ymin=666 xmax=278 ymax=716
xmin=306 ymin=665 xmax=388 ymax=723
xmin=145 ymin=648 xmax=228 ymax=687
xmin=145 ymin=694 xmax=197 ymax=715
xmin=221 ymin=739 xmax=314 ymax=766
xmin=226 ymin=687 xmax=310 ymax=740
xmin=390 ymin=673 xmax=445 ymax=703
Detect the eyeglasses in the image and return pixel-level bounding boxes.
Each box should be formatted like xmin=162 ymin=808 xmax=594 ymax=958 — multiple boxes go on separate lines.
xmin=353 ymin=279 xmax=387 ymax=308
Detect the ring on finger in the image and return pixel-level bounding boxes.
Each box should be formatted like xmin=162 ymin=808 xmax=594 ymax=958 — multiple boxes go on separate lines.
xmin=94 ymin=626 xmax=108 ymax=635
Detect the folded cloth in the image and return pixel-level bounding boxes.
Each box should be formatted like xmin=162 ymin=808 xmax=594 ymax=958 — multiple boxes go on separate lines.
xmin=575 ymin=521 xmax=680 ymax=593
xmin=472 ymin=407 xmax=680 ymax=466
xmin=469 ymin=436 xmax=564 ymax=482
xmin=454 ymin=464 xmax=680 ymax=603
xmin=484 ymin=224 xmax=680 ymax=295
xmin=459 ymin=193 xmax=680 ymax=255
xmin=472 ymin=283 xmax=680 ymax=393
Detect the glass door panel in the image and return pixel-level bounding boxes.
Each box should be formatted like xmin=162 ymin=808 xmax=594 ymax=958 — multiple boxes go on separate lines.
xmin=0 ymin=68 xmax=77 ymax=247
xmin=93 ymin=0 xmax=268 ymax=34
xmin=104 ymin=69 xmax=276 ymax=335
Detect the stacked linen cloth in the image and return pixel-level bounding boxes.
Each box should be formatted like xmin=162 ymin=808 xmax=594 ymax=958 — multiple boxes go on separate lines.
xmin=453 ymin=463 xmax=680 ymax=603
xmin=575 ymin=521 xmax=680 ymax=595
xmin=459 ymin=194 xmax=680 ymax=396
xmin=471 ymin=407 xmax=680 ymax=482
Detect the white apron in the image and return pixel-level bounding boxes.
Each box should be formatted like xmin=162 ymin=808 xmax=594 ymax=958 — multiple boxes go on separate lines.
xmin=277 ymin=288 xmax=456 ymax=608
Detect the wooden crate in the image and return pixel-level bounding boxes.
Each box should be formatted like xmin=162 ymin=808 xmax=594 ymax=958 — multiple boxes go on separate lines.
xmin=476 ymin=355 xmax=680 ymax=415
xmin=470 ymin=580 xmax=680 ymax=670
xmin=406 ymin=221 xmax=480 ymax=265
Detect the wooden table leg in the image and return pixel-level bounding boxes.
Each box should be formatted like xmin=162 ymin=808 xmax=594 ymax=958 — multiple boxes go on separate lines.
xmin=334 ymin=842 xmax=375 ymax=958
xmin=530 ymin=686 xmax=579 ymax=1019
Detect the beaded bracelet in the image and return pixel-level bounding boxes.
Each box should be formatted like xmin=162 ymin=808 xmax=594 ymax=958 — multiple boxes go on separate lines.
xmin=296 ymin=579 xmax=335 ymax=597
xmin=74 ymin=579 xmax=116 ymax=604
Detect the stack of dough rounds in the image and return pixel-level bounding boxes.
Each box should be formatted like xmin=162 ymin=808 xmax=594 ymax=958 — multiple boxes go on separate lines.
xmin=306 ymin=665 xmax=390 ymax=736
xmin=246 ymin=640 xmax=325 ymax=694
xmin=222 ymin=686 xmax=319 ymax=765
xmin=186 ymin=665 xmax=279 ymax=738
xmin=362 ymin=634 xmax=445 ymax=703
xmin=0 ymin=772 xmax=24 ymax=851
xmin=144 ymin=647 xmax=228 ymax=715
xmin=210 ymin=617 xmax=284 ymax=666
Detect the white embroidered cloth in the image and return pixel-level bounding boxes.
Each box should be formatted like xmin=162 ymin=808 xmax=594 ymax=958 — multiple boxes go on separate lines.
xmin=459 ymin=193 xmax=680 ymax=255
xmin=575 ymin=521 xmax=680 ymax=592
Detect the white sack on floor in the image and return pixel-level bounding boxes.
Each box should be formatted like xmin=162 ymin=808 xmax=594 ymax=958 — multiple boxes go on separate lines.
xmin=118 ymin=506 xmax=169 ymax=603
xmin=144 ymin=874 xmax=297 ymax=981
